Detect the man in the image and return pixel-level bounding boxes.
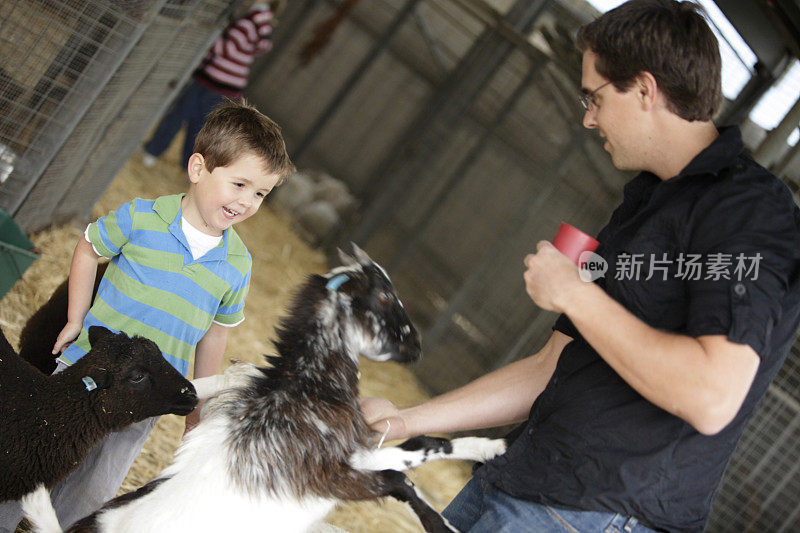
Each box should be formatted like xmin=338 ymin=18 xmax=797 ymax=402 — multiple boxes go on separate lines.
xmin=362 ymin=1 xmax=800 ymax=531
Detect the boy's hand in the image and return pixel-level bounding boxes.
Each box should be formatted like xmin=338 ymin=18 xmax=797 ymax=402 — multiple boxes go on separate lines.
xmin=52 ymin=322 xmax=82 ymax=354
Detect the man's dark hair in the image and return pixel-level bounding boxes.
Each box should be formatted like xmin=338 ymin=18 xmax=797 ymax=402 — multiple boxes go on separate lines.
xmin=576 ymin=0 xmax=721 ymax=121
xmin=194 ymin=98 xmax=295 ymax=184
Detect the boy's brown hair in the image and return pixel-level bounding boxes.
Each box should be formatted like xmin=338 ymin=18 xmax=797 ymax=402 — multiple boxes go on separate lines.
xmin=194 ymin=98 xmax=295 ymax=184
xmin=576 ymin=0 xmax=721 ymax=122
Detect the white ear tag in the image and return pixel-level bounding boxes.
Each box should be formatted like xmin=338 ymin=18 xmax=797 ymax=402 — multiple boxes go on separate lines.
xmin=82 ymin=376 xmax=98 ymax=391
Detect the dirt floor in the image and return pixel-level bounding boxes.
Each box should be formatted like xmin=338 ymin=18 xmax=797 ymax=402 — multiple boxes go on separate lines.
xmin=1 ymin=139 xmax=474 ymax=532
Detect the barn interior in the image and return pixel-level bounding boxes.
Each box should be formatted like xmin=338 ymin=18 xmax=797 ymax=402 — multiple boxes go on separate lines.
xmin=1 ymin=1 xmax=799 ymax=531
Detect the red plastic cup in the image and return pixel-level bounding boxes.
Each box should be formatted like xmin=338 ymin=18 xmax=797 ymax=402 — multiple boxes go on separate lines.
xmin=552 ymin=222 xmax=599 ymax=265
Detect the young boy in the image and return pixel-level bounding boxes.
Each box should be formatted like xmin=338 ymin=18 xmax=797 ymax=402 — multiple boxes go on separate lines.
xmin=0 ymin=99 xmax=294 ymax=532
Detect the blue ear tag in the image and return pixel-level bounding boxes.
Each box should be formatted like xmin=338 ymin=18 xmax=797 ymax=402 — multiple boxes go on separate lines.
xmin=326 ymin=273 xmax=350 ymax=291
xmin=82 ymin=376 xmax=98 ymax=392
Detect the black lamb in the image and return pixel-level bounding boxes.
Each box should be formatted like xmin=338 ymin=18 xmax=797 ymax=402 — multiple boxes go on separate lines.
xmin=0 ymin=325 xmax=198 ymax=502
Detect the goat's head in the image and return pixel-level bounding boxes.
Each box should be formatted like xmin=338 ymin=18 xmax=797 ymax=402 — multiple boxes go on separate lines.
xmin=80 ymin=326 xmax=198 ymax=418
xmin=323 ymin=244 xmax=421 ymax=364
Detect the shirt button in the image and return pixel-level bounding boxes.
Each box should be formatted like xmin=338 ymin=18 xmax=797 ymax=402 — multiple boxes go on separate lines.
xmin=734 ymin=283 xmax=746 ymax=296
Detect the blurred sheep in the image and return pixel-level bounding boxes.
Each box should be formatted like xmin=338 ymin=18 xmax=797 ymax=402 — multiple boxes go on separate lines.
xmin=272 ymin=169 xmax=357 ymax=245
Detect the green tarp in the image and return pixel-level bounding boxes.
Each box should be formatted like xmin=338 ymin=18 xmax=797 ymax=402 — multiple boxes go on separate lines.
xmin=0 ymin=208 xmax=39 ymax=300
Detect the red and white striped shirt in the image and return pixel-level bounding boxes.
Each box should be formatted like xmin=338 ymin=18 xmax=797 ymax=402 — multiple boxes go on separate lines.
xmin=195 ymin=7 xmax=275 ymax=98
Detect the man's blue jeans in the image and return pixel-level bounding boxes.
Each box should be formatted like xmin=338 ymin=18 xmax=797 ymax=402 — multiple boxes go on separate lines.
xmin=443 ymin=477 xmax=657 ymax=533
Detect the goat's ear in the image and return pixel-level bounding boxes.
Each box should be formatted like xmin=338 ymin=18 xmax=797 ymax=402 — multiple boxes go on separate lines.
xmin=351 ymin=242 xmax=372 ymax=265
xmin=337 ymin=247 xmax=357 ymax=267
xmin=88 ymin=325 xmax=113 ymax=347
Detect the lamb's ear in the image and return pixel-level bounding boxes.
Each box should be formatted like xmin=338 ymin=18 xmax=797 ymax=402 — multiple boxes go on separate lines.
xmin=88 ymin=325 xmax=113 ymax=347
xmin=351 ymin=242 xmax=372 ymax=265
xmin=337 ymin=247 xmax=357 ymax=267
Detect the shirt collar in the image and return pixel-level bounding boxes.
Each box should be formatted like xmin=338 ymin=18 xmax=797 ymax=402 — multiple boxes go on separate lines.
xmin=154 ymin=194 xmax=230 ymax=263
xmin=675 ymin=125 xmax=744 ymax=179
xmin=153 ymin=193 xmax=184 ymax=224
xmin=632 ymin=126 xmax=744 ymax=207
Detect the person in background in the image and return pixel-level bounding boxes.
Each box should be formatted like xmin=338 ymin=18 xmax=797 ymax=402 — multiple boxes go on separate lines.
xmin=141 ymin=1 xmax=285 ymax=168
xmin=361 ymin=1 xmax=800 ymax=531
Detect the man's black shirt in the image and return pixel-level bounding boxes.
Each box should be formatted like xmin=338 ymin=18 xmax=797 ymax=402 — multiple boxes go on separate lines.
xmin=476 ymin=127 xmax=800 ymax=532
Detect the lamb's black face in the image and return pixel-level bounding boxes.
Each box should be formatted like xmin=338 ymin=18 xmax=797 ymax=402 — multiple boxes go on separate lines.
xmin=327 ymin=247 xmax=421 ymax=364
xmin=86 ymin=327 xmax=198 ymax=418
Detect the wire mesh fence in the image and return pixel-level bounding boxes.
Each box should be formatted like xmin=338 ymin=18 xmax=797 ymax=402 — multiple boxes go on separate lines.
xmin=0 ymin=0 xmax=238 ymax=232
xmin=709 ymin=376 xmax=800 ymax=532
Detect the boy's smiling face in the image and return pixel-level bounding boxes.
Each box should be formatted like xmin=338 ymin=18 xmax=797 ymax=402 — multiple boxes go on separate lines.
xmin=183 ymin=152 xmax=280 ymax=236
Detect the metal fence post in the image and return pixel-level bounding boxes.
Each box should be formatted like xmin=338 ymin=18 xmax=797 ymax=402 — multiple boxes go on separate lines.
xmin=292 ymin=0 xmax=423 ymax=161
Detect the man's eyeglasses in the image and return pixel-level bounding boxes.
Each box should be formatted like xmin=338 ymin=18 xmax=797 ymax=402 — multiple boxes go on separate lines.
xmin=580 ymin=80 xmax=613 ymax=111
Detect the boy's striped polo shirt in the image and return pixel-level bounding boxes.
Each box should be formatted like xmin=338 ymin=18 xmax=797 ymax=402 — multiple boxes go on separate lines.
xmin=60 ymin=194 xmax=252 ymax=376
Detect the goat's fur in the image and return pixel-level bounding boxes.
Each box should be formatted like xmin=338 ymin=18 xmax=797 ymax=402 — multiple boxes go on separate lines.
xmin=22 ymin=245 xmax=505 ymax=532
xmin=0 ymin=325 xmax=197 ymax=502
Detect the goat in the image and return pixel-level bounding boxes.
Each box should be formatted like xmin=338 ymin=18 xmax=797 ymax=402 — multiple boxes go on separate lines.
xmin=22 ymin=245 xmax=505 ymax=533
xmin=0 ymin=325 xmax=198 ymax=502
